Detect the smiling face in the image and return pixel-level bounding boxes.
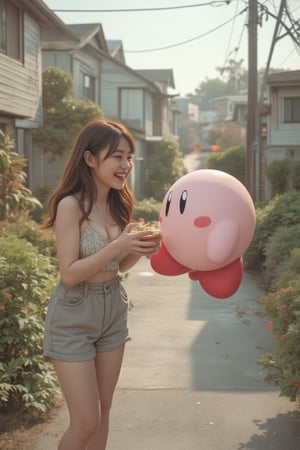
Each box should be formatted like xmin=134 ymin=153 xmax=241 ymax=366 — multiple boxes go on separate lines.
xmin=85 ymin=136 xmax=134 ymax=193
xmin=160 ymin=170 xmax=256 ymax=271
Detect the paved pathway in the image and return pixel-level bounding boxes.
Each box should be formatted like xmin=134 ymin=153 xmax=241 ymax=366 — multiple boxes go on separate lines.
xmin=33 ymin=155 xmax=300 ymax=449
xmin=34 ymin=258 xmax=300 ymax=450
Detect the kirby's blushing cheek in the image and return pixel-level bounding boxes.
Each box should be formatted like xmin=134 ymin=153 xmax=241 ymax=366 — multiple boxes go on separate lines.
xmin=194 ymin=216 xmax=212 ymax=228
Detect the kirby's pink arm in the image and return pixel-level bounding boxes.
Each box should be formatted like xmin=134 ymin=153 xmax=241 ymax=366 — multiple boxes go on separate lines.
xmin=207 ymin=219 xmax=240 ymax=264
xmin=151 ymin=241 xmax=189 ymax=275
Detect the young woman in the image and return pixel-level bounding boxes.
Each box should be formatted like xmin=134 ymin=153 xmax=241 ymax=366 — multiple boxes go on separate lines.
xmin=43 ymin=118 xmax=160 ymax=450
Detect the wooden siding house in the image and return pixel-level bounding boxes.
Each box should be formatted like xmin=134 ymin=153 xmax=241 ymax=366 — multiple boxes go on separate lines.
xmin=41 ymin=23 xmax=179 ymax=198
xmin=264 ymin=70 xmax=300 ymax=199
xmin=0 ymin=0 xmax=68 ymax=189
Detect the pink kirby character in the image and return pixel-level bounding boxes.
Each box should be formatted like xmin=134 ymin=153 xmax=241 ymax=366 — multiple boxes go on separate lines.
xmin=151 ymin=170 xmax=256 ymax=299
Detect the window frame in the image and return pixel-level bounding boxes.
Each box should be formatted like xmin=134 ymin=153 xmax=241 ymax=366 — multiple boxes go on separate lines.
xmin=82 ymin=73 xmax=96 ymax=102
xmin=284 ymin=96 xmax=300 ymax=124
xmin=0 ymin=0 xmax=24 ymax=62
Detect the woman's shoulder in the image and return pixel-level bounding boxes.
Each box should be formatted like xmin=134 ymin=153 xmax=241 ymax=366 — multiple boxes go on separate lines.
xmin=57 ymin=195 xmax=81 ymax=218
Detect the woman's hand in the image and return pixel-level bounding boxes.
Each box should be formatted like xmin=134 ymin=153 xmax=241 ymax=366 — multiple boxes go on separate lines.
xmin=114 ymin=223 xmax=161 ymax=257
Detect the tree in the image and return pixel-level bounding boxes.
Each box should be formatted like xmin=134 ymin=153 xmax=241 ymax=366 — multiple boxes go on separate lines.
xmin=33 ymin=67 xmax=104 ymax=159
xmin=187 ymin=78 xmax=230 ymax=110
xmin=208 ymin=122 xmax=245 ymax=150
xmin=216 ymin=58 xmax=247 ymax=93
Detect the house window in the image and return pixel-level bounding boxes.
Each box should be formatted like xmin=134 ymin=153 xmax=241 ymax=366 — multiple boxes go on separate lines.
xmin=284 ymin=97 xmax=300 ymax=123
xmin=82 ymin=74 xmax=95 ymax=101
xmin=120 ymin=89 xmax=143 ymax=128
xmin=0 ymin=0 xmax=23 ymax=61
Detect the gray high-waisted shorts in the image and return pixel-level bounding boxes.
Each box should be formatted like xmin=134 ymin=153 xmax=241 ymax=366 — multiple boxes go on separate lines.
xmin=43 ymin=276 xmax=131 ymax=362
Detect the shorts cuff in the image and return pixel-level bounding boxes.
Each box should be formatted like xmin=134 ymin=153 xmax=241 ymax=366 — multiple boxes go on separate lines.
xmin=95 ymin=335 xmax=131 ymax=352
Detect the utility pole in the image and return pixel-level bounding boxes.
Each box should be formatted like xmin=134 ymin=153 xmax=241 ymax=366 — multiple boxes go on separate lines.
xmin=246 ymin=0 xmax=258 ymax=199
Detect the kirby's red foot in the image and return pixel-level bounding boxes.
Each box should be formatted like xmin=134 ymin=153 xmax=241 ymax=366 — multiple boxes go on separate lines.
xmin=189 ymin=258 xmax=243 ymax=299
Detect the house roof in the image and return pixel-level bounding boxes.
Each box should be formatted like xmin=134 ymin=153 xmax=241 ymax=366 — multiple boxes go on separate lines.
xmin=267 ymin=70 xmax=300 ymax=86
xmin=106 ymin=40 xmax=126 ymax=64
xmin=66 ymin=23 xmax=108 ymax=52
xmin=42 ymin=18 xmax=169 ymax=96
xmin=136 ymin=69 xmax=175 ymax=89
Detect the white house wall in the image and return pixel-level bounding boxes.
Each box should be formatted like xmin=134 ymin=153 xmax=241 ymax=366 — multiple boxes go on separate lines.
xmin=268 ymin=87 xmax=300 ymax=147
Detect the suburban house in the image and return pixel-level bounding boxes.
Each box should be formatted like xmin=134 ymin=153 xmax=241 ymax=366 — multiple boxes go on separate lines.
xmin=197 ymin=95 xmax=247 ymax=153
xmin=264 ymin=70 xmax=300 ymax=199
xmin=40 ymin=22 xmax=179 ymax=199
xmin=0 ymin=0 xmax=70 ymax=188
xmin=175 ymin=97 xmax=201 ymax=154
xmin=213 ymin=94 xmax=248 ymax=145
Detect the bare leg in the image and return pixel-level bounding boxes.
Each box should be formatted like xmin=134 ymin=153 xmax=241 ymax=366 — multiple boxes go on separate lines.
xmin=87 ymin=345 xmax=125 ymax=450
xmin=52 ymin=359 xmax=100 ymax=450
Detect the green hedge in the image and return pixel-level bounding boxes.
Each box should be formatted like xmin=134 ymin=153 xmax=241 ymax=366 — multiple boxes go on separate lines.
xmin=133 ymin=198 xmax=161 ymax=223
xmin=244 ymin=191 xmax=300 ymax=270
xmin=205 ymin=145 xmax=246 ymax=184
xmin=263 ymin=224 xmax=300 ymax=290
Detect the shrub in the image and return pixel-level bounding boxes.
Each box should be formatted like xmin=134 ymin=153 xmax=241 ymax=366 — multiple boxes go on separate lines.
xmin=265 ymin=159 xmax=291 ymax=196
xmin=244 ymin=191 xmax=300 ymax=270
xmin=205 ymin=145 xmax=245 ymax=184
xmin=290 ymin=160 xmax=300 ymax=191
xmin=145 ymin=138 xmax=186 ymax=201
xmin=0 ymin=217 xmax=56 ymax=262
xmin=258 ymin=280 xmax=300 ymax=402
xmin=276 ymin=248 xmax=300 ymax=289
xmin=133 ymin=198 xmax=161 ymax=222
xmin=0 ymin=235 xmax=59 ymax=414
xmin=0 ymin=131 xmax=41 ymax=220
xmin=263 ymin=224 xmax=300 ymax=290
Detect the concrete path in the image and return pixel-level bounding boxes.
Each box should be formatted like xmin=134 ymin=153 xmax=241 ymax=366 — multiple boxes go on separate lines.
xmin=33 ymin=258 xmax=300 ymax=450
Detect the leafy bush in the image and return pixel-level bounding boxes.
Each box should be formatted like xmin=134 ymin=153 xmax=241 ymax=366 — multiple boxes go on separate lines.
xmin=290 ymin=160 xmax=300 ymax=191
xmin=0 ymin=235 xmax=59 ymax=414
xmin=263 ymin=224 xmax=300 ymax=290
xmin=258 ymin=280 xmax=300 ymax=402
xmin=265 ymin=159 xmax=291 ymax=196
xmin=244 ymin=191 xmax=300 ymax=270
xmin=0 ymin=217 xmax=56 ymax=262
xmin=276 ymin=248 xmax=300 ymax=289
xmin=145 ymin=138 xmax=186 ymax=201
xmin=133 ymin=198 xmax=161 ymax=222
xmin=0 ymin=131 xmax=42 ymax=220
xmin=205 ymin=145 xmax=246 ymax=184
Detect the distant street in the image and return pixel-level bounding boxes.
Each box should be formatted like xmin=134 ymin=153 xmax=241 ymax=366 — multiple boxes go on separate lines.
xmin=183 ymin=151 xmax=209 ymax=173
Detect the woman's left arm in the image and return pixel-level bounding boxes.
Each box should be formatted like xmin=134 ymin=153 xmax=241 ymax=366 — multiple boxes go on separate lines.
xmin=119 ymin=240 xmax=160 ymax=272
xmin=119 ymin=253 xmax=142 ymax=272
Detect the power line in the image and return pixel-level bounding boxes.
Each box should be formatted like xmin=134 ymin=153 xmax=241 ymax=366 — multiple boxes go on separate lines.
xmin=125 ymin=8 xmax=247 ymax=53
xmin=52 ymin=1 xmax=232 ymax=13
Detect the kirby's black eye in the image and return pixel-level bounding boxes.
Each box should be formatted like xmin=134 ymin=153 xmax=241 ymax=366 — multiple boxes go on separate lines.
xmin=165 ymin=191 xmax=172 ymax=216
xmin=180 ymin=190 xmax=187 ymax=214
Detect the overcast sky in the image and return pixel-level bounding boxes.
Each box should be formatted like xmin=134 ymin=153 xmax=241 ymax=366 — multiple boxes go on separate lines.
xmin=43 ymin=0 xmax=300 ymax=96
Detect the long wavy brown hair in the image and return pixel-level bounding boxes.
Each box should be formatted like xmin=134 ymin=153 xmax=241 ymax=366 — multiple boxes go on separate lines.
xmin=43 ymin=118 xmax=135 ymax=230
